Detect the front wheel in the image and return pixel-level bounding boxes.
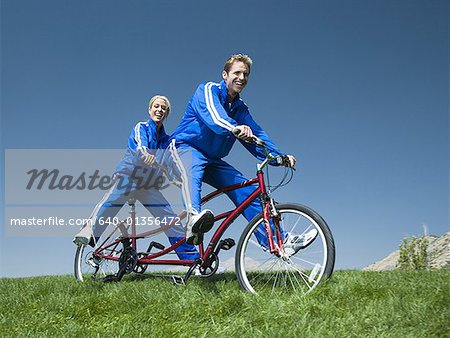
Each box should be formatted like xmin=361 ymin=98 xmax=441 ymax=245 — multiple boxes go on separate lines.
xmin=235 ymin=203 xmax=335 ymax=295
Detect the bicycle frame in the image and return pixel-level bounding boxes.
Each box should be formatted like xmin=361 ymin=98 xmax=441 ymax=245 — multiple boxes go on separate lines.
xmin=93 ymin=167 xmax=283 ymax=268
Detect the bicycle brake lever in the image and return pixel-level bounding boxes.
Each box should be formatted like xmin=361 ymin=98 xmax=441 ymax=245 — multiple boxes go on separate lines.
xmin=277 ymin=155 xmax=296 ymax=170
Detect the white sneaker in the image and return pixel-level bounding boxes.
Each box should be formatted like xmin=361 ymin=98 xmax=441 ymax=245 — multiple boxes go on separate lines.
xmin=186 ymin=209 xmax=215 ymax=245
xmin=73 ymin=225 xmax=93 ymax=246
xmin=284 ymin=229 xmax=318 ymax=256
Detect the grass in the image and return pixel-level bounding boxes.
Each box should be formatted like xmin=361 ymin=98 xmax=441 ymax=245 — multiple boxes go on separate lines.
xmin=0 ymin=270 xmax=449 ymax=337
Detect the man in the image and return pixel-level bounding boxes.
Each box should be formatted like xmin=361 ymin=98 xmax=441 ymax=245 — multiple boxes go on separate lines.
xmin=171 ymin=54 xmax=317 ymax=253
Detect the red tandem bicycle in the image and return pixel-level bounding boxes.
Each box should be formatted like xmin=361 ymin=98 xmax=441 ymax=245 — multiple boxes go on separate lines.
xmin=74 ymin=139 xmax=335 ymax=295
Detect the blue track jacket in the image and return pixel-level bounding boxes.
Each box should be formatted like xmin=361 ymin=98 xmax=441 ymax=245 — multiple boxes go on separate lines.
xmin=115 ymin=119 xmax=169 ymax=176
xmin=171 ymin=80 xmax=284 ymax=160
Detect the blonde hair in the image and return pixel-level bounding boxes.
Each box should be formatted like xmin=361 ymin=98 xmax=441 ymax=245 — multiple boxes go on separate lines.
xmin=148 ymin=95 xmax=171 ymax=116
xmin=223 ymin=54 xmax=253 ymax=73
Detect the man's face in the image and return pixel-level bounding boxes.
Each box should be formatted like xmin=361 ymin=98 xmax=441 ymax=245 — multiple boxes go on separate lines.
xmin=149 ymin=98 xmax=169 ymax=126
xmin=222 ymin=61 xmax=250 ymax=99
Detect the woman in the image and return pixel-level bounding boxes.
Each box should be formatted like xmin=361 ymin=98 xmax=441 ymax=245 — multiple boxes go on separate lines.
xmin=74 ymin=95 xmax=199 ymax=260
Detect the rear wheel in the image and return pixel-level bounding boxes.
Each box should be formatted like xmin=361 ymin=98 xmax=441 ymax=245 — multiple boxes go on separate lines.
xmin=235 ymin=203 xmax=335 ymax=295
xmin=74 ymin=222 xmax=128 ymax=282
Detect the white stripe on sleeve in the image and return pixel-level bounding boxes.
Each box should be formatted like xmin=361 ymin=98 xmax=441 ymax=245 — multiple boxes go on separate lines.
xmin=204 ymin=82 xmax=235 ymax=131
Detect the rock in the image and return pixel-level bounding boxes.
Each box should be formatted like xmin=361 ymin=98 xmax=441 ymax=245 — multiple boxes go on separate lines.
xmin=364 ymin=231 xmax=450 ymax=271
xmin=428 ymin=232 xmax=450 ymax=269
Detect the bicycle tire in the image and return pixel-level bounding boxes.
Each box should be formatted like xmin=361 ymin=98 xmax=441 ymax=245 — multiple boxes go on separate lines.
xmin=74 ymin=222 xmax=129 ymax=282
xmin=235 ymin=203 xmax=335 ymax=295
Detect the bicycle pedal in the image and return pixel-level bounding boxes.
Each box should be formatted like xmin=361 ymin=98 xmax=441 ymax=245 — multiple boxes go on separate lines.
xmin=219 ymin=238 xmax=235 ymax=250
xmin=146 ymin=241 xmax=165 ymax=252
xmin=102 ymin=274 xmax=119 ymax=283
xmin=171 ymin=275 xmax=185 ymax=286
xmin=87 ymin=256 xmax=101 ymax=268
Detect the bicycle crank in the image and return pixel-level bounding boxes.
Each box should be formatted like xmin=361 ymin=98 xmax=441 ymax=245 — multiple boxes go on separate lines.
xmin=116 ymin=246 xmax=138 ymax=281
xmin=198 ymin=253 xmax=219 ymax=278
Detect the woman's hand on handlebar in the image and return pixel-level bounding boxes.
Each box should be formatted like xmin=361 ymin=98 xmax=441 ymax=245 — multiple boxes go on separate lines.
xmin=140 ymin=152 xmax=156 ymax=166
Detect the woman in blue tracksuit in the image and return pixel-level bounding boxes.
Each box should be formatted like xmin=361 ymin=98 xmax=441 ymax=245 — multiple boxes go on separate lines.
xmin=74 ymin=95 xmax=199 ymax=260
xmin=171 ymin=54 xmax=298 ymax=247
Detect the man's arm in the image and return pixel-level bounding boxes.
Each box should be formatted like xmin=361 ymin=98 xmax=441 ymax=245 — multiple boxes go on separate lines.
xmin=190 ymin=82 xmax=238 ymax=135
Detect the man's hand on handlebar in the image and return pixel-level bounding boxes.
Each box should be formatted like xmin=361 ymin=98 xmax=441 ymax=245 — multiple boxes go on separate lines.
xmin=285 ymin=154 xmax=296 ymax=168
xmin=233 ymin=125 xmax=255 ymax=142
xmin=279 ymin=154 xmax=297 ymax=169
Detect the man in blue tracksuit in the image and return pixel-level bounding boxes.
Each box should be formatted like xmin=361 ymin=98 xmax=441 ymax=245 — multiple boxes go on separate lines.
xmin=171 ymin=54 xmax=298 ymax=247
xmin=74 ymin=95 xmax=199 ymax=260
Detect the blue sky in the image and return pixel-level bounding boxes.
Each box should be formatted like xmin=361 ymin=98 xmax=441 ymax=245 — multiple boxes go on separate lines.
xmin=1 ymin=0 xmax=448 ymax=277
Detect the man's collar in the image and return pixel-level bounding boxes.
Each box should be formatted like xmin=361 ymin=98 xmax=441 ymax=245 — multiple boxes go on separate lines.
xmin=219 ymin=80 xmax=240 ymax=104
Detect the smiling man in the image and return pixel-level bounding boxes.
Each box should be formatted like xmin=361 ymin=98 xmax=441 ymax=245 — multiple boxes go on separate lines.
xmin=171 ymin=54 xmax=302 ymax=248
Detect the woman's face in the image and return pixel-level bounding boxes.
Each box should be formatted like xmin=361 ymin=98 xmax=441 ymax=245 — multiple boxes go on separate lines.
xmin=149 ymin=98 xmax=169 ymax=126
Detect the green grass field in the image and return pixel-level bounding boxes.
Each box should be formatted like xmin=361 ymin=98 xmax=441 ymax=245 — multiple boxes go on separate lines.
xmin=1 ymin=270 xmax=448 ymax=337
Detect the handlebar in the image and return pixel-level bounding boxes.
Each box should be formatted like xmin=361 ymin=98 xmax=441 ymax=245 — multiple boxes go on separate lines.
xmin=232 ymin=127 xmax=294 ymax=171
xmin=232 ymin=127 xmax=293 ymax=168
xmin=232 ymin=127 xmax=265 ymax=147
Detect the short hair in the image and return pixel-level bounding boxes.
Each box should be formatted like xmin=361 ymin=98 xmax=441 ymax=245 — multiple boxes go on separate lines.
xmin=148 ymin=95 xmax=171 ymax=116
xmin=223 ymin=54 xmax=253 ymax=73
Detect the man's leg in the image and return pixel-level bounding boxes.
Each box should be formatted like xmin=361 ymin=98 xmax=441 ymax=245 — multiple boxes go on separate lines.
xmin=203 ymin=159 xmax=272 ymax=248
xmin=172 ymin=144 xmax=207 ymax=214
xmin=171 ymin=144 xmax=214 ymax=244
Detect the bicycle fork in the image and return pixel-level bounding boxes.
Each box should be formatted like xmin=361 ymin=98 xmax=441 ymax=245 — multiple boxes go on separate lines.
xmin=262 ymin=198 xmax=284 ymax=256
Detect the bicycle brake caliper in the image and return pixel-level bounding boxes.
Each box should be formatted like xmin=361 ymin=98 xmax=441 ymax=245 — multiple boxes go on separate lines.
xmin=269 ymin=198 xmax=278 ymax=218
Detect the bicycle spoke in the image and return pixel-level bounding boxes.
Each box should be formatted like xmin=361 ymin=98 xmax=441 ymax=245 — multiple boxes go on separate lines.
xmin=244 ymin=249 xmax=315 ymax=293
xmin=271 ymin=263 xmax=282 ymax=292
xmin=288 ymin=262 xmax=314 ymax=290
xmin=298 ymin=223 xmax=314 ymax=237
xmin=285 ymin=263 xmax=300 ymax=292
xmin=249 ymin=256 xmax=281 ymax=288
xmin=284 ymin=214 xmax=302 ymax=234
xmin=289 ymin=255 xmax=323 ymax=267
xmin=289 ymin=265 xmax=306 ymax=291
